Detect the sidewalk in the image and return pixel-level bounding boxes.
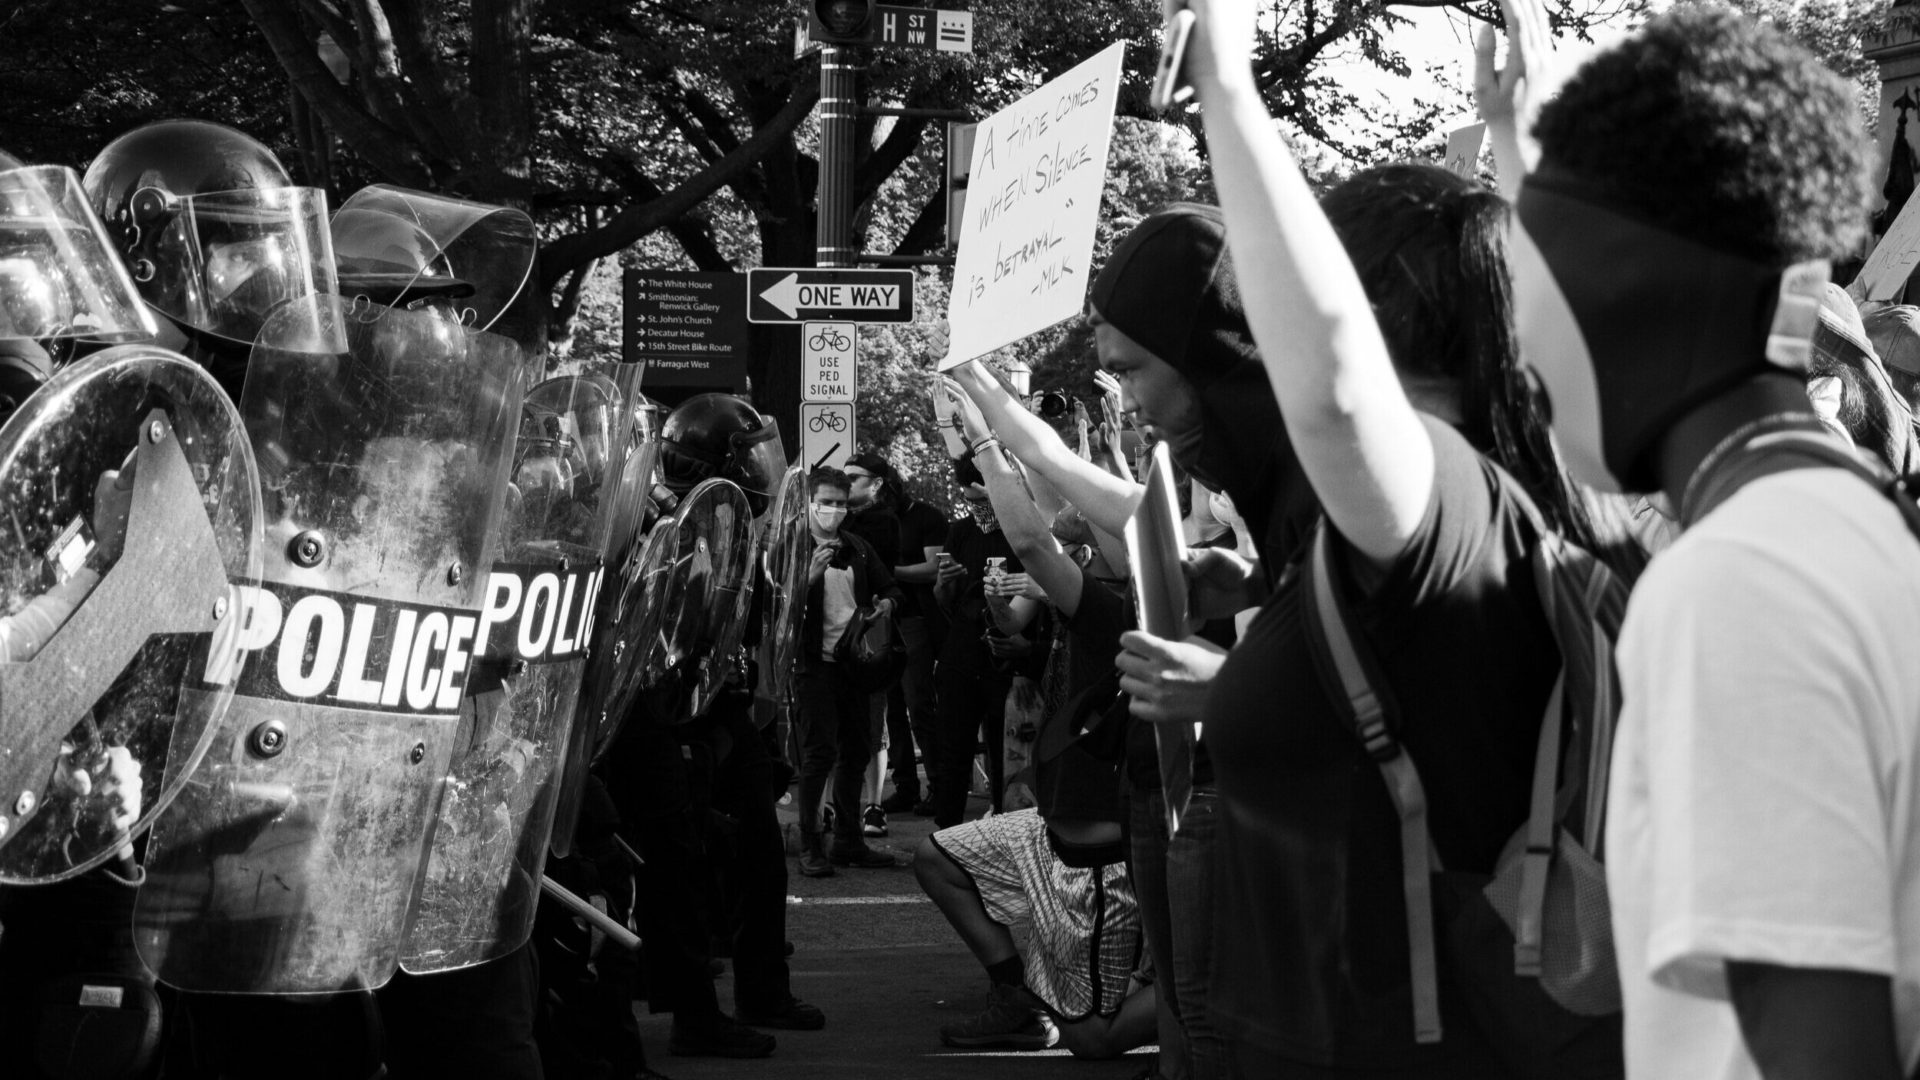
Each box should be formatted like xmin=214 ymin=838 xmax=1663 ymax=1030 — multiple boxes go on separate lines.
xmin=635 ymin=795 xmax=1156 ymax=1080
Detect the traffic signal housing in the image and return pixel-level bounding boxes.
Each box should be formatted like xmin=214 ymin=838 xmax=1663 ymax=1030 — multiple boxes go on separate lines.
xmin=810 ymin=0 xmax=876 ymax=44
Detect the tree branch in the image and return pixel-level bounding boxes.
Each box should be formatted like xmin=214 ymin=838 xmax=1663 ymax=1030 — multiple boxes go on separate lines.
xmin=891 ymin=188 xmax=948 ymax=258
xmin=540 ymin=77 xmax=821 ymax=287
xmin=241 ymin=0 xmax=436 ymax=186
xmin=852 ymin=114 xmax=930 ymax=211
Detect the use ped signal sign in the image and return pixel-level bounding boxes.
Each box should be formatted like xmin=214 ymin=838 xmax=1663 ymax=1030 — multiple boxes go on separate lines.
xmin=747 ymin=268 xmax=914 ymax=324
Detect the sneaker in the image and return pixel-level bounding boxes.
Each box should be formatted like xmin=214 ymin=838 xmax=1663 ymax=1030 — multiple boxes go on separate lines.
xmin=939 ymin=983 xmax=1057 ymax=1050
xmin=862 ymin=803 xmax=887 ymax=837
xmin=880 ymin=788 xmax=919 ymax=813
xmin=736 ymin=995 xmax=826 ymax=1031
xmin=668 ymin=1014 xmax=777 ymax=1058
xmin=798 ymin=846 xmax=835 ymax=878
xmin=827 ymin=842 xmax=895 ymax=869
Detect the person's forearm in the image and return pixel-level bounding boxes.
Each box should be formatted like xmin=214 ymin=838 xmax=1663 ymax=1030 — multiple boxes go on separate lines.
xmin=953 ymin=363 xmax=1142 ymax=535
xmin=977 ymin=443 xmax=1053 ymax=560
xmin=1197 ymin=69 xmax=1434 ymax=565
xmin=1727 ymin=962 xmax=1901 ymax=1080
xmin=894 ymin=559 xmax=936 ymax=584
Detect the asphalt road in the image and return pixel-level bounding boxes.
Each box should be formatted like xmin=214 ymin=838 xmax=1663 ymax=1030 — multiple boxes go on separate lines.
xmin=632 ymin=790 xmax=1156 ymax=1080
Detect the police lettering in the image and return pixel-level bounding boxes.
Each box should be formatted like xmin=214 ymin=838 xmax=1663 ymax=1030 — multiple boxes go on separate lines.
xmin=205 ymin=583 xmax=480 ymax=715
xmin=474 ymin=562 xmax=605 ymax=665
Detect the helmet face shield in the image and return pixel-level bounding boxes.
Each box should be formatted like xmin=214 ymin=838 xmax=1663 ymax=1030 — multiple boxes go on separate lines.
xmin=333 ymin=186 xmax=534 ymax=350
xmin=0 ymin=166 xmax=153 ymax=343
xmin=734 ymin=419 xmax=787 ymax=515
xmin=134 ymin=185 xmax=335 ymax=346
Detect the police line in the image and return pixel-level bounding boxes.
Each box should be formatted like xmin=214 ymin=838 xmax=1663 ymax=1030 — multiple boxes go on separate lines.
xmin=201 ymin=563 xmax=606 ymax=713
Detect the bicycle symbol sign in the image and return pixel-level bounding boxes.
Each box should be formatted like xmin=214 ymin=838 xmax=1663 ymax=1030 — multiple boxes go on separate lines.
xmin=802 ymin=321 xmax=857 ymax=403
xmin=799 ymin=402 xmax=855 ymax=472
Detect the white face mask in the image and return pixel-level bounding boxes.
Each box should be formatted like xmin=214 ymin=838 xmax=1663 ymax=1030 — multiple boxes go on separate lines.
xmin=811 ymin=502 xmax=847 ymax=533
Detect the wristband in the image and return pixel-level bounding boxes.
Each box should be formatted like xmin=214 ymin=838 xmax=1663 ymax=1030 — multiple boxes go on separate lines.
xmin=970 ymin=435 xmax=1002 ymax=458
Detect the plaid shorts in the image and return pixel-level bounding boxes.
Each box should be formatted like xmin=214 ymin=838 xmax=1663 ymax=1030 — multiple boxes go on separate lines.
xmin=931 ymin=809 xmax=1141 ymax=1019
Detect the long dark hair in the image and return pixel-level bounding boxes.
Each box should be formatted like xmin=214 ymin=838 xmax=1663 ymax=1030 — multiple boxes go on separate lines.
xmin=1322 ymin=163 xmax=1642 ymax=575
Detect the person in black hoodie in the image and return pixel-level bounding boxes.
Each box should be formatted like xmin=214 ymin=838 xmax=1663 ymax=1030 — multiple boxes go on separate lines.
xmin=947 ymin=203 xmax=1321 ymax=1080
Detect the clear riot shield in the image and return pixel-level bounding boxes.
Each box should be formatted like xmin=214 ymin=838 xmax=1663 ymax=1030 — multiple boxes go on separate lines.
xmin=547 ymin=385 xmax=657 ymax=857
xmin=635 ymin=478 xmax=755 ymax=724
xmin=133 ymin=295 xmax=521 ymax=994
xmin=398 ymin=372 xmax=630 ymax=973
xmin=756 ymin=465 xmax=811 ymax=712
xmin=0 ymin=346 xmax=259 ymax=883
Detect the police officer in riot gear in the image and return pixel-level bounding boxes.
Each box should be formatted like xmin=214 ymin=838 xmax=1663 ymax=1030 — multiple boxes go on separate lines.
xmin=83 ymin=119 xmax=335 ymax=403
xmin=602 ymin=392 xmax=824 ymax=1058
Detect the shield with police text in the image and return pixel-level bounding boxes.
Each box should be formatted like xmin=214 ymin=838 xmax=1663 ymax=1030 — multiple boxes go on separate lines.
xmin=548 ymin=383 xmax=656 ymax=858
xmin=0 ymin=345 xmax=260 ymax=884
xmin=134 ymin=295 xmax=521 ymax=994
xmin=398 ymin=372 xmax=629 ymax=973
xmin=756 ymin=465 xmax=811 ymax=712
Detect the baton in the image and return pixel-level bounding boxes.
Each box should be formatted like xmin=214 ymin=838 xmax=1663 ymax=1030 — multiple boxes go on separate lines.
xmin=541 ymin=874 xmax=642 ymax=952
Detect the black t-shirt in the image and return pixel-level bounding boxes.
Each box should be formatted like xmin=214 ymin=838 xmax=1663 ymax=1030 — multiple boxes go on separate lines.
xmin=895 ymin=497 xmax=950 ymax=620
xmin=937 ymin=520 xmax=1021 ymax=676
xmin=1036 ymin=568 xmax=1132 ymax=823
xmin=845 ymin=504 xmax=900 ymax=571
xmin=1201 ymin=417 xmax=1557 ymax=1072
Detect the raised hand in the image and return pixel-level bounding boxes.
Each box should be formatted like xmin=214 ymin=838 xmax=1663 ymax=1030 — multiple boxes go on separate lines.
xmin=1475 ymin=0 xmax=1559 ymax=195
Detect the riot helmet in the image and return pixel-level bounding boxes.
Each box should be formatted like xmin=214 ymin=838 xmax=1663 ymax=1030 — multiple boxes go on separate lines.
xmin=331 ymin=186 xmax=536 ymax=355
xmin=657 ymin=392 xmax=786 ymax=514
xmin=84 ymin=120 xmax=335 ymax=348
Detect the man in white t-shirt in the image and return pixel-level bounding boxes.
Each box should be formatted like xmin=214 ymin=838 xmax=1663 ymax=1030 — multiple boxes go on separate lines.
xmin=1497 ymin=6 xmax=1920 ymax=1077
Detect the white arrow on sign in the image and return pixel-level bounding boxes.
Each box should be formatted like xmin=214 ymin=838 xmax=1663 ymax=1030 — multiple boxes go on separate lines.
xmin=757 ymin=274 xmax=902 ymax=319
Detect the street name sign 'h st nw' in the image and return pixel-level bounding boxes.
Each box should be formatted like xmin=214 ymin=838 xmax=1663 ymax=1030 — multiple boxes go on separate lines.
xmin=747 ymin=268 xmax=915 ymax=324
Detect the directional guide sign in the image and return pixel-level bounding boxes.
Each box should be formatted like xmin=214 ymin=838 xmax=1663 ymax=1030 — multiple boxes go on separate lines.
xmin=623 ymin=269 xmax=749 ymax=387
xmin=800 ymin=402 xmax=855 ymax=472
xmin=748 ymin=268 xmax=914 ymax=325
xmin=802 ymin=322 xmax=857 ymax=402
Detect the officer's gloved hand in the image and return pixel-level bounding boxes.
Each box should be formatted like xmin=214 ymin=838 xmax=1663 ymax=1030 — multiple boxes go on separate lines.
xmin=92 ymin=460 xmax=136 ymax=565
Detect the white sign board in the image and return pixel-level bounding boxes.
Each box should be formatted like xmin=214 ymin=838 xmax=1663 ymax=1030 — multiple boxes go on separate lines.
xmin=800 ymin=402 xmax=855 ymax=472
xmin=802 ymin=322 xmax=857 ymax=402
xmin=1855 ymin=193 xmax=1920 ymax=301
xmin=1444 ymin=121 xmax=1486 ymax=179
xmin=941 ymin=42 xmax=1127 ymax=371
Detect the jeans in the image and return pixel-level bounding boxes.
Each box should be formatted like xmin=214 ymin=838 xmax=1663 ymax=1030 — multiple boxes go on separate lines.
xmin=932 ymin=661 xmax=1008 ymax=827
xmin=886 ymin=614 xmax=939 ymax=798
xmin=794 ymin=662 xmax=871 ymax=847
xmin=1169 ymin=788 xmax=1229 ymax=1080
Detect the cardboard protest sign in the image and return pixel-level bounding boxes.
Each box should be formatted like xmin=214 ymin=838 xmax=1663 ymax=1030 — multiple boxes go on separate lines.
xmin=1854 ymin=192 xmax=1920 ymax=302
xmin=1444 ymin=121 xmax=1486 ymax=179
xmin=940 ymin=42 xmax=1126 ymax=371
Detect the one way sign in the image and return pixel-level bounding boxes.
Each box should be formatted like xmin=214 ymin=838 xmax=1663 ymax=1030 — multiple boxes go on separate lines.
xmin=747 ymin=268 xmax=915 ymax=325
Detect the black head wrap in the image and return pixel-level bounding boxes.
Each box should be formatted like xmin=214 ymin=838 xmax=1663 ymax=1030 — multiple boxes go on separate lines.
xmin=1087 ymin=204 xmax=1317 ymax=571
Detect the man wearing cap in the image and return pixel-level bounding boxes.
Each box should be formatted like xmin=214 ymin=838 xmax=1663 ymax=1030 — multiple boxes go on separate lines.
xmin=841 ymin=451 xmax=905 ymax=838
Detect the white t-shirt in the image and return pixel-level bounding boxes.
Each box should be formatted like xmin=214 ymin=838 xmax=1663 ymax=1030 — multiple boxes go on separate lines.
xmin=1608 ymin=468 xmax=1920 ymax=1079
xmin=819 ymin=563 xmax=856 ymax=660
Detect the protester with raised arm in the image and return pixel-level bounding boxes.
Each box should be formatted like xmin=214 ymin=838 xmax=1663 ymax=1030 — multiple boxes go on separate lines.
xmin=1120 ymin=3 xmax=1643 ymax=1076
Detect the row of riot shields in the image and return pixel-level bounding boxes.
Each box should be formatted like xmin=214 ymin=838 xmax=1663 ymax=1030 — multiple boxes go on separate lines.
xmin=0 ymin=170 xmax=819 ymax=992
xmin=0 ymin=305 xmax=811 ymax=995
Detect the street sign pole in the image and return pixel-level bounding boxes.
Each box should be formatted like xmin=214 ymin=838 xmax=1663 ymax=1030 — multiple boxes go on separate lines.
xmin=812 ymin=43 xmax=861 ymax=459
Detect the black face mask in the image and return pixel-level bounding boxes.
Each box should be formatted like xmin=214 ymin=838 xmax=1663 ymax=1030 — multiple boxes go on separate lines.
xmin=1513 ymin=171 xmax=1829 ymax=493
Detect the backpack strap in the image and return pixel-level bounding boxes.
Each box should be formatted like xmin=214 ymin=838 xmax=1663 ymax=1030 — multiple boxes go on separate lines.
xmin=1302 ymin=522 xmax=1445 ymax=1045
xmin=1513 ymin=673 xmax=1565 ymax=978
xmin=1685 ymin=425 xmax=1920 ymax=543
